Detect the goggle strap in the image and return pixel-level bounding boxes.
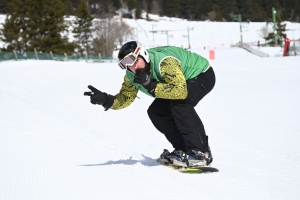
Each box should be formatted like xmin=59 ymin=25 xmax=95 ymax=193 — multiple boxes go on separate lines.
xmin=134 ymin=47 xmax=140 ymax=55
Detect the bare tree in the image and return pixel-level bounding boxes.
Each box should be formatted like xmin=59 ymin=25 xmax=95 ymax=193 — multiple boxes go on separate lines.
xmin=114 ymin=21 xmax=134 ymax=47
xmin=259 ymin=24 xmax=271 ymax=43
xmin=207 ymin=11 xmax=216 ymax=21
xmin=92 ymin=19 xmax=133 ymax=57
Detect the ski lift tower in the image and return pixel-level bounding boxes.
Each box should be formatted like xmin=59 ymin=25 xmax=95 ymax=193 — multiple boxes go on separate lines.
xmin=150 ymin=29 xmax=187 ymax=46
xmin=231 ymin=13 xmax=243 ymax=45
xmin=272 ymin=7 xmax=278 ymax=46
xmin=183 ymin=27 xmax=194 ymax=49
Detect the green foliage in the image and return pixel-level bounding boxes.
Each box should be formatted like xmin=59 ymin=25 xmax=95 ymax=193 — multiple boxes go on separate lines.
xmin=264 ymin=13 xmax=287 ymax=45
xmin=156 ymin=0 xmax=300 ymax=22
xmin=0 ymin=0 xmax=75 ymax=54
xmin=63 ymin=0 xmax=74 ymax=16
xmin=3 ymin=0 xmax=300 ymax=22
xmin=0 ymin=0 xmax=10 ymax=14
xmin=1 ymin=0 xmax=30 ymax=53
xmin=72 ymin=0 xmax=94 ymax=55
xmin=251 ymin=1 xmax=267 ymax=22
xmin=33 ymin=0 xmax=75 ymax=54
xmin=161 ymin=0 xmax=181 ymax=17
xmin=122 ymin=0 xmax=142 ymax=19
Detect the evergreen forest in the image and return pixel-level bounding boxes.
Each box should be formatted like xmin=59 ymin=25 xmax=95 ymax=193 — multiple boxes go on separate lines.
xmin=0 ymin=0 xmax=300 ymax=22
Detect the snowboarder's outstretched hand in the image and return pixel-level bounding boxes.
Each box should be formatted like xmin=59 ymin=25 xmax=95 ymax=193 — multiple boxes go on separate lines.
xmin=84 ymin=85 xmax=109 ymax=105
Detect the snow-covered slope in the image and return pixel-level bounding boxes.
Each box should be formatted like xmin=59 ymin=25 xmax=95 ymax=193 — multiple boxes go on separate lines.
xmin=1 ymin=48 xmax=300 ymax=199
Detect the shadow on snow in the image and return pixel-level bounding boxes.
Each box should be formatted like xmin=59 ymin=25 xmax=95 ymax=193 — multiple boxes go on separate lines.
xmin=79 ymin=154 xmax=160 ymax=167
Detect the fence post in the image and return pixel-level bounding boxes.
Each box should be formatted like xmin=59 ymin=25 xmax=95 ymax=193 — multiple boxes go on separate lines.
xmin=99 ymin=53 xmax=102 ymax=62
xmin=50 ymin=51 xmax=54 ymax=60
xmin=64 ymin=53 xmax=69 ymax=61
xmin=34 ymin=48 xmax=38 ymax=60
xmin=293 ymin=39 xmax=297 ymax=56
xmin=13 ymin=50 xmax=18 ymax=61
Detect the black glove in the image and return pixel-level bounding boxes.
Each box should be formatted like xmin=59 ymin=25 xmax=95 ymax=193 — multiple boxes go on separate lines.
xmin=133 ymin=71 xmax=157 ymax=96
xmin=84 ymin=85 xmax=114 ymax=107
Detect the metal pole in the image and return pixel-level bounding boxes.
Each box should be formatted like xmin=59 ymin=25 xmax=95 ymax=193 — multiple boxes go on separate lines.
xmin=187 ymin=27 xmax=193 ymax=48
xmin=85 ymin=49 xmax=88 ymax=62
xmin=231 ymin=14 xmax=243 ymax=45
xmin=34 ymin=48 xmax=38 ymax=60
xmin=293 ymin=40 xmax=296 ymax=56
xmin=187 ymin=27 xmax=191 ymax=48
xmin=64 ymin=53 xmax=68 ymax=61
xmin=166 ymin=31 xmax=169 ymax=45
xmin=132 ymin=8 xmax=136 ymax=20
xmin=272 ymin=7 xmax=278 ymax=45
xmin=239 ymin=14 xmax=243 ymax=45
xmin=13 ymin=50 xmax=18 ymax=61
xmin=50 ymin=51 xmax=54 ymax=60
xmin=152 ymin=24 xmax=156 ymax=42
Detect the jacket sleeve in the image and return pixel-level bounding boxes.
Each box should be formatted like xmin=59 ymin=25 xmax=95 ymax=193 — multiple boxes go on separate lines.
xmin=154 ymin=57 xmax=188 ymax=99
xmin=109 ymin=76 xmax=138 ymax=110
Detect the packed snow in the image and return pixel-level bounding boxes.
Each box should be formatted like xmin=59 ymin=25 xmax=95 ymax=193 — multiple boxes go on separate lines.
xmin=0 ymin=14 xmax=300 ymax=200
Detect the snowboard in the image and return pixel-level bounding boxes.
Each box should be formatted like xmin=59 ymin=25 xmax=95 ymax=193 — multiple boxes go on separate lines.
xmin=157 ymin=158 xmax=219 ymax=174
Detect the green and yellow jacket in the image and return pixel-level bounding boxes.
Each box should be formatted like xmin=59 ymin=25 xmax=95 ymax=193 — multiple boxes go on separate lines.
xmin=109 ymin=46 xmax=210 ymax=110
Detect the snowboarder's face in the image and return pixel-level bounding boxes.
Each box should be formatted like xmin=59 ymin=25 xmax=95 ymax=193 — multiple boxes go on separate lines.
xmin=127 ymin=56 xmax=146 ymax=74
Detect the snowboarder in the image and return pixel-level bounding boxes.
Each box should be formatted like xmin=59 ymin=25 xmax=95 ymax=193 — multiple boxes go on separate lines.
xmin=84 ymin=41 xmax=216 ymax=167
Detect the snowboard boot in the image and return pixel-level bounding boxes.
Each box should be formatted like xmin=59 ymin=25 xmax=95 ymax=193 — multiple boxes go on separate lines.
xmin=170 ymin=150 xmax=189 ymax=167
xmin=157 ymin=149 xmax=172 ymax=165
xmin=187 ymin=150 xmax=213 ymax=167
xmin=157 ymin=149 xmax=187 ymax=165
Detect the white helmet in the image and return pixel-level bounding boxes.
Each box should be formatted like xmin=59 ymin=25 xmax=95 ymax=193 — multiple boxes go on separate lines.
xmin=118 ymin=41 xmax=150 ymax=69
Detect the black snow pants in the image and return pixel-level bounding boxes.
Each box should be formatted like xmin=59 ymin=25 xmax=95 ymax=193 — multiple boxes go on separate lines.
xmin=147 ymin=67 xmax=216 ymax=154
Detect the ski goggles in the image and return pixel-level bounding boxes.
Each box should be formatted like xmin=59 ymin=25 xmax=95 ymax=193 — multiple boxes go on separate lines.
xmin=118 ymin=46 xmax=141 ymax=70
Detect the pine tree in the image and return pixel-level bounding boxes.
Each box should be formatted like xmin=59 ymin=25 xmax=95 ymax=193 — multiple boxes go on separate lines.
xmin=70 ymin=0 xmax=80 ymax=12
xmin=0 ymin=0 xmax=30 ymax=53
xmin=291 ymin=0 xmax=300 ymax=22
xmin=264 ymin=13 xmax=287 ymax=45
xmin=203 ymin=0 xmax=213 ymax=20
xmin=223 ymin=0 xmax=238 ymax=21
xmin=180 ymin=0 xmax=202 ymax=20
xmin=73 ymin=0 xmax=94 ymax=55
xmin=212 ymin=0 xmax=225 ymax=21
xmin=25 ymin=0 xmax=43 ymax=52
xmin=275 ymin=13 xmax=287 ymax=44
xmin=1 ymin=0 xmax=75 ymax=54
xmin=62 ymin=0 xmax=74 ymax=16
xmin=35 ymin=0 xmax=75 ymax=54
xmin=160 ymin=0 xmax=181 ymax=17
xmin=212 ymin=4 xmax=222 ymax=21
xmin=0 ymin=0 xmax=10 ymax=14
xmin=235 ymin=0 xmax=253 ymax=21
xmin=122 ymin=0 xmax=142 ymax=19
xmin=27 ymin=0 xmax=75 ymax=54
xmin=251 ymin=1 xmax=267 ymax=22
